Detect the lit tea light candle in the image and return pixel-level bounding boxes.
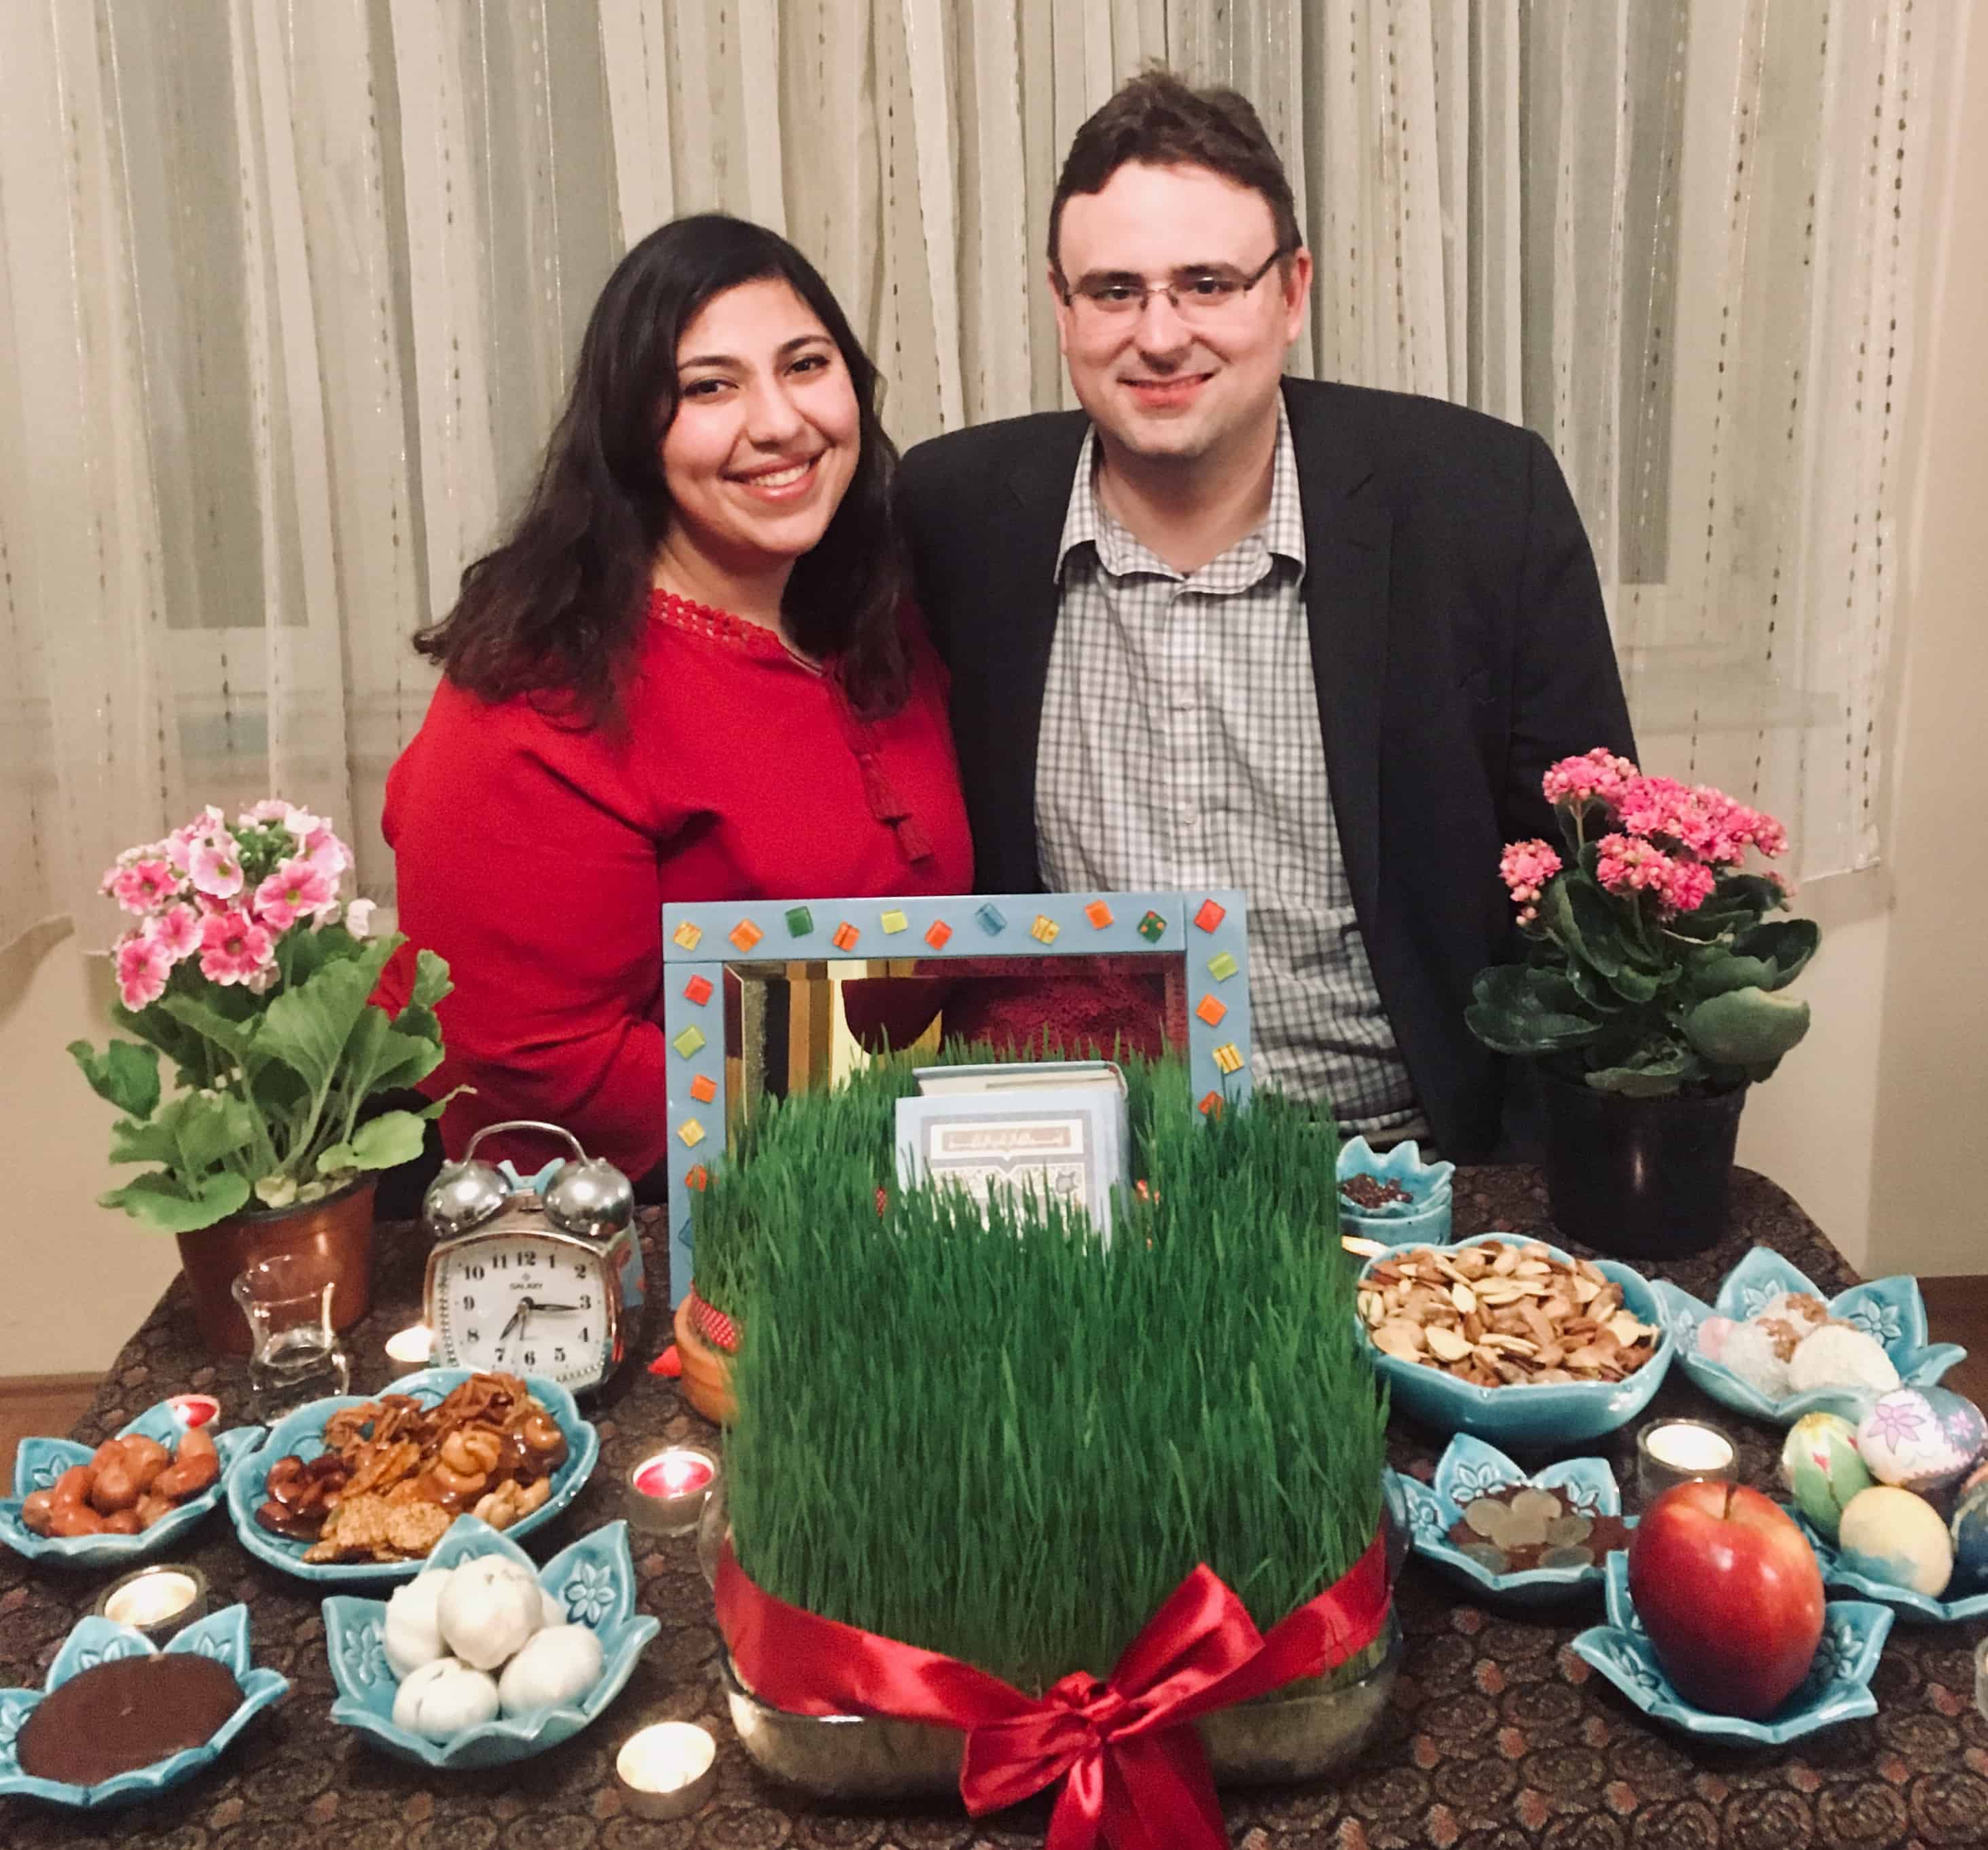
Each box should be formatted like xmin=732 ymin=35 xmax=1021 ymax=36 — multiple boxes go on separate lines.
xmin=626 ymin=1447 xmax=719 ymax=1538
xmin=615 ymin=1721 xmax=717 ymax=1819
xmin=384 ymin=1323 xmax=435 ymax=1366
xmin=166 ymin=1393 xmax=221 ymax=1429
xmin=94 ymin=1564 xmax=208 ymax=1645
xmin=1637 ymin=1417 xmax=1738 ymax=1500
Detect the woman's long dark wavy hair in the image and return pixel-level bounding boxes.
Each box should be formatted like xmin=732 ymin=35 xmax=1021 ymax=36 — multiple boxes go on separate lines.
xmin=416 ymin=214 xmax=909 ymax=729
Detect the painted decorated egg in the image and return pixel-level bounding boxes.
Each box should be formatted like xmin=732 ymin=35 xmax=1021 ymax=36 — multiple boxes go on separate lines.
xmin=1949 ymin=1466 xmax=1988 ymax=1593
xmin=1837 ymin=1485 xmax=1953 ymax=1598
xmin=1780 ymin=1412 xmax=1875 ymax=1542
xmin=1854 ymin=1388 xmax=1988 ymax=1496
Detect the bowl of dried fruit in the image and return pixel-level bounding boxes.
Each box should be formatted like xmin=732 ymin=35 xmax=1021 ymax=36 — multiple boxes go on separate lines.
xmin=1355 ymin=1234 xmax=1676 ymax=1445
xmin=222 ymin=1369 xmax=597 ymax=1583
xmin=1388 ymin=1435 xmax=1634 ymax=1606
xmin=1336 ymin=1136 xmax=1455 ymax=1246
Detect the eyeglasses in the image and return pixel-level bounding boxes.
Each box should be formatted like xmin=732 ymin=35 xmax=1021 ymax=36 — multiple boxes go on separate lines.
xmin=1058 ymin=245 xmax=1294 ymax=323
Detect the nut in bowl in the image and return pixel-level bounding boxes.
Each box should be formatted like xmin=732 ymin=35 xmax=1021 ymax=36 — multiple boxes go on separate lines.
xmin=1356 ymin=1233 xmax=1676 ymax=1445
xmin=321 ymin=1516 xmax=659 ymax=1769
xmin=0 ymin=1399 xmax=265 ymax=1570
xmin=224 ymin=1368 xmax=598 ymax=1582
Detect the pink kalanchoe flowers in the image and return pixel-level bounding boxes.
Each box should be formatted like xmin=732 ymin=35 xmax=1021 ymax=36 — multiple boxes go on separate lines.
xmin=1541 ymin=748 xmax=1637 ymax=808
xmin=1659 ymin=858 xmax=1718 ymax=914
xmin=114 ymin=932 xmax=173 ymax=1010
xmin=198 ymin=907 xmax=274 ymax=985
xmin=1500 ymin=839 xmax=1563 ymax=926
xmin=1594 ymin=833 xmax=1678 ymax=897
xmin=251 ymin=856 xmax=338 ymax=931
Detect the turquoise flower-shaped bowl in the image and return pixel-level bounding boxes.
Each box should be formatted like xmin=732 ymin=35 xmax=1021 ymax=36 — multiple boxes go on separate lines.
xmin=223 ymin=1368 xmax=598 ymax=1582
xmin=1337 ymin=1136 xmax=1456 ymax=1244
xmin=1647 ymin=1247 xmax=1966 ymax=1426
xmin=1788 ymin=1510 xmax=1988 ymax=1625
xmin=323 ymin=1517 xmax=658 ymax=1769
xmin=0 ymin=1605 xmax=287 ymax=1809
xmin=1357 ymin=1233 xmax=1676 ymax=1446
xmin=0 ymin=1400 xmax=264 ymax=1570
xmin=1388 ymin=1435 xmax=1633 ymax=1606
xmin=1570 ymin=1555 xmax=1891 ymax=1745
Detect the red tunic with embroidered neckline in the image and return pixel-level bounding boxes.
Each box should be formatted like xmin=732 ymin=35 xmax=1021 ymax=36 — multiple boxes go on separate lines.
xmin=376 ymin=590 xmax=973 ymax=1180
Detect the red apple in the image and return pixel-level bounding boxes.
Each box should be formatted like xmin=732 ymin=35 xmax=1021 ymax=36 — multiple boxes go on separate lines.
xmin=1627 ymin=1481 xmax=1824 ymax=1719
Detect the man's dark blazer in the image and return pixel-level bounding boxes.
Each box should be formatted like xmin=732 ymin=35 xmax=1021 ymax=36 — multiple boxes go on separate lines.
xmin=895 ymin=375 xmax=1635 ymax=1159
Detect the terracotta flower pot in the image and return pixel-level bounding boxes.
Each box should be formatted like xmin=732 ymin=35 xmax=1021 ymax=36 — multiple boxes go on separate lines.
xmin=674 ymin=1293 xmax=739 ymax=1426
xmin=1540 ymin=1073 xmax=1748 ymax=1259
xmin=174 ymin=1178 xmax=378 ymax=1357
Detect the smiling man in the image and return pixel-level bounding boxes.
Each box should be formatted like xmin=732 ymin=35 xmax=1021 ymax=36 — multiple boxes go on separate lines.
xmin=897 ymin=70 xmax=1635 ymax=1158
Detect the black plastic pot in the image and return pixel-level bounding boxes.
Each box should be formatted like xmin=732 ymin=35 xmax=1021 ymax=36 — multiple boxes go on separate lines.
xmin=1539 ymin=1072 xmax=1748 ymax=1258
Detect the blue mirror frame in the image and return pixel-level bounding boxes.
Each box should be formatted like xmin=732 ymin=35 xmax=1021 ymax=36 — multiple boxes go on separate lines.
xmin=658 ymin=889 xmax=1252 ymax=1304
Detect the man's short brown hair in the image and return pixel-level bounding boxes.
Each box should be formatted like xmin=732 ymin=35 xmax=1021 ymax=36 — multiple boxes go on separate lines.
xmin=1047 ymin=69 xmax=1301 ymax=274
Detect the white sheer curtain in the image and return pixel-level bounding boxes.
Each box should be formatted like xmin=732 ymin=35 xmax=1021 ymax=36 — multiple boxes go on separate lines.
xmin=0 ymin=0 xmax=1960 ymax=954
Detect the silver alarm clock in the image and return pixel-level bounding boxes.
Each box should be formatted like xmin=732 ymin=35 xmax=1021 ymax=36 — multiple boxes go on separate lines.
xmin=419 ymin=1121 xmax=645 ymax=1395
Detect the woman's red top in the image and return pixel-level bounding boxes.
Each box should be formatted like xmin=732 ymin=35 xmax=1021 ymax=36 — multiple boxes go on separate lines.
xmin=375 ymin=590 xmax=973 ymax=1178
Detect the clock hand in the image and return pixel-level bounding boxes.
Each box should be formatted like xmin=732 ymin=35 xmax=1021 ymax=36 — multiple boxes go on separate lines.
xmin=497 ymin=1301 xmax=528 ymax=1343
xmin=528 ymin=1301 xmax=581 ymax=1314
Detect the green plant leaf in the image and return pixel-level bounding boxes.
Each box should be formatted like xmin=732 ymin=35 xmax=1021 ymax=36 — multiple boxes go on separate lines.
xmin=1583 ymin=1040 xmax=1702 ymax=1096
xmin=1684 ymin=947 xmax=1777 ymax=996
xmin=255 ymin=939 xmax=396 ymax=1093
xmin=391 ymin=1002 xmax=442 ymax=1046
xmin=1561 ymin=960 xmax=1625 ymax=1014
xmin=1547 ymin=873 xmax=1646 ymax=975
xmin=68 ymin=1038 xmax=161 ymax=1118
xmin=344 ymin=1110 xmax=428 ymax=1172
xmin=1466 ymin=964 xmax=1602 ymax=1055
xmin=1602 ymin=962 xmax=1664 ymax=1004
xmin=110 ymin=1091 xmax=261 ymax=1174
xmin=408 ymin=948 xmax=452 ymax=1011
xmin=154 ymin=992 xmax=261 ymax=1062
xmin=98 ymin=1169 xmax=252 ymax=1233
xmin=418 ymin=1085 xmax=470 ymax=1120
xmin=1729 ymin=917 xmax=1820 ymax=991
xmin=1684 ymin=986 xmax=1811 ymax=1066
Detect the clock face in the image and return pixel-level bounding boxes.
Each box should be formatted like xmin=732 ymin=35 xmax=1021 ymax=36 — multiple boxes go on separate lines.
xmin=428 ymin=1230 xmax=615 ymax=1391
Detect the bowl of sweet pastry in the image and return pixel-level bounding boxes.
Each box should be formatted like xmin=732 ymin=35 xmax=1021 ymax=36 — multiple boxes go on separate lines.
xmin=223 ymin=1368 xmax=598 ymax=1582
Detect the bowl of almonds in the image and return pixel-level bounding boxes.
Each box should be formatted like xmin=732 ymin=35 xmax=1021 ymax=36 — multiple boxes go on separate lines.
xmin=1356 ymin=1234 xmax=1676 ymax=1444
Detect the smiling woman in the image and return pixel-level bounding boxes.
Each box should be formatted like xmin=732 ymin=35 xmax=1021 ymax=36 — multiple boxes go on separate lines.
xmin=374 ymin=217 xmax=973 ymax=1188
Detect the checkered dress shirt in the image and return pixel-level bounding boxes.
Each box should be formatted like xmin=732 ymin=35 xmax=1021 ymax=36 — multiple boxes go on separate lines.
xmin=1035 ymin=405 xmax=1424 ymax=1140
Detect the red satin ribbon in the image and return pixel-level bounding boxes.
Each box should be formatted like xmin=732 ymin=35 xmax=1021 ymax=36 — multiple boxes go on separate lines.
xmin=716 ymin=1530 xmax=1389 ymax=1850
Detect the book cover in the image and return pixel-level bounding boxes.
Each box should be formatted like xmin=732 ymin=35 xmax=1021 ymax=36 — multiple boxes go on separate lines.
xmin=894 ymin=1069 xmax=1130 ymax=1242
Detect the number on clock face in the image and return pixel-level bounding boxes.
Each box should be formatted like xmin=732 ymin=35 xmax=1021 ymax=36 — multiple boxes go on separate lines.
xmin=431 ymin=1234 xmax=613 ymax=1390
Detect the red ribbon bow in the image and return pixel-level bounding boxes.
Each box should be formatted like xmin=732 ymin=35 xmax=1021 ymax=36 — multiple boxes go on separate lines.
xmin=716 ymin=1531 xmax=1389 ymax=1850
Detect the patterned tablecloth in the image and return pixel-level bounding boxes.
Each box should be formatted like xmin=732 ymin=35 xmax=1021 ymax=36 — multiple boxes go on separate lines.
xmin=5 ymin=1167 xmax=1986 ymax=1849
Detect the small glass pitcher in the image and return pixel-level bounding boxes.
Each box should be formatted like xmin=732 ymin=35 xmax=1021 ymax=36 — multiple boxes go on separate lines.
xmin=232 ymin=1252 xmax=351 ymax=1421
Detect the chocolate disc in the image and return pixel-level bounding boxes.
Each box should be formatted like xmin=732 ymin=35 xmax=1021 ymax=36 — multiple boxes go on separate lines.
xmin=16 ymin=1652 xmax=242 ymax=1787
xmin=1546 ymin=1512 xmax=1594 ymax=1547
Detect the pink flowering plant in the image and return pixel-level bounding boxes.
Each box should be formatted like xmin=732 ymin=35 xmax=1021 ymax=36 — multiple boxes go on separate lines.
xmin=69 ymin=801 xmax=454 ymax=1233
xmin=1466 ymin=751 xmax=1817 ymax=1095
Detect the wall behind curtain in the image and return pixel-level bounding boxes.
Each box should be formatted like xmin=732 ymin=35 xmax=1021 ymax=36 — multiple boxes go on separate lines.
xmin=0 ymin=0 xmax=1959 ymax=955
